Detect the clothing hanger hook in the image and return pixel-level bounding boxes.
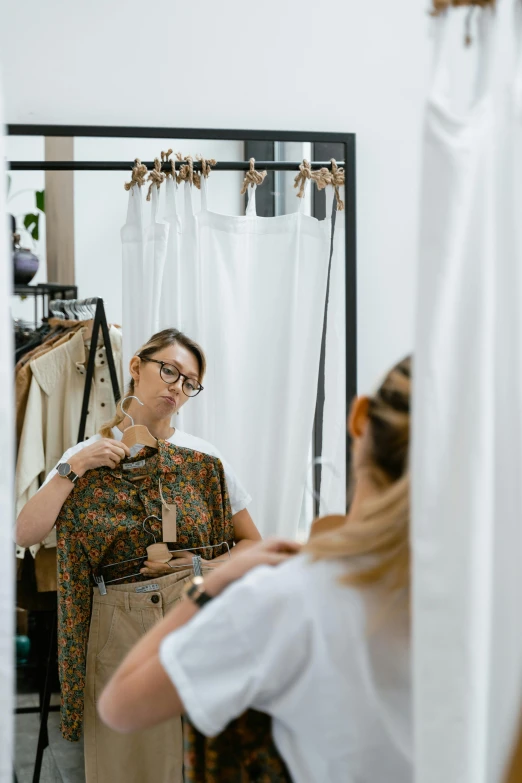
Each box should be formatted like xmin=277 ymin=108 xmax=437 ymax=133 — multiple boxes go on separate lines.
xmin=119 ymin=395 xmax=144 ymax=427
xmin=142 ymin=515 xmax=161 ymax=544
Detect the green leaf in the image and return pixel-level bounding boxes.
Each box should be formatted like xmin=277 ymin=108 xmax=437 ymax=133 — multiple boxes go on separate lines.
xmin=36 ymin=190 xmax=45 ymax=213
xmin=23 ymin=213 xmax=40 ymax=241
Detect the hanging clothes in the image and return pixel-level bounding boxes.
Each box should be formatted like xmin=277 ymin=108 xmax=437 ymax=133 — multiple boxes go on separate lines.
xmin=55 ymin=440 xmax=233 ymax=741
xmin=121 ymin=182 xmax=168 ymax=377
xmin=15 ymin=320 xmax=87 ymax=446
xmin=121 ymin=175 xmax=332 ymax=539
xmin=84 ymin=570 xmax=193 ymax=783
xmin=413 ymin=4 xmax=522 ymax=782
xmin=15 ymin=325 xmax=123 ymax=526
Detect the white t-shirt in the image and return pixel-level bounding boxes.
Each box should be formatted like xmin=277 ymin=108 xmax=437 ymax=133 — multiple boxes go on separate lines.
xmin=159 ymin=555 xmax=412 ymax=783
xmin=43 ymin=427 xmax=251 ymax=516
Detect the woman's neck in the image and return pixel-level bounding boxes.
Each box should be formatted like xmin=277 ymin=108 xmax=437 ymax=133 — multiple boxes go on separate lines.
xmin=346 ymin=472 xmax=379 ymax=524
xmin=118 ymin=401 xmax=174 ymax=441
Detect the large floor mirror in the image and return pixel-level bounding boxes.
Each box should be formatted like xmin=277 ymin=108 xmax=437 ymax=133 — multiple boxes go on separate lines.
xmin=8 ymin=124 xmax=356 ymax=783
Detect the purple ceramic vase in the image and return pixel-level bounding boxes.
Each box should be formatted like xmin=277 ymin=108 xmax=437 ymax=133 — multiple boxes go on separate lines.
xmin=13 ymin=246 xmax=39 ymax=285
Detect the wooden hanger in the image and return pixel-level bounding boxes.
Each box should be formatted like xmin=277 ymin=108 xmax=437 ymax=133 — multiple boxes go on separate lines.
xmin=120 ymin=395 xmax=158 ymax=449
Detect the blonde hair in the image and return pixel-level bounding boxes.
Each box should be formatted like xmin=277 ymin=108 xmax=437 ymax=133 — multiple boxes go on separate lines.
xmin=100 ymin=328 xmax=207 ymax=439
xmin=306 ymin=357 xmax=412 ymax=594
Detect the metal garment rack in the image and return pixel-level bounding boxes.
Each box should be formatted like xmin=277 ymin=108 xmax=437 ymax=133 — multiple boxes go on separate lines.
xmin=75 ymin=297 xmax=121 ymax=441
xmin=9 ymin=159 xmax=343 ymax=172
xmin=13 ymin=283 xmax=78 ymax=329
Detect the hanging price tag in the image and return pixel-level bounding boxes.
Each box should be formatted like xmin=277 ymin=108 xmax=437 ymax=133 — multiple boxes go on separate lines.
xmin=159 ymin=479 xmax=177 ymax=542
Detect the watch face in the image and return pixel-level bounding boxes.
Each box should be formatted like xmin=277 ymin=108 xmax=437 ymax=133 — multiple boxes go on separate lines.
xmin=57 ymin=463 xmax=71 ymax=477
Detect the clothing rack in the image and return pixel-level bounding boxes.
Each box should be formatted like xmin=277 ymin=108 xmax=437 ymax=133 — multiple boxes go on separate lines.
xmin=13 ymin=283 xmax=78 ymax=330
xmin=15 ymin=297 xmax=120 ymax=783
xmin=72 ymin=297 xmax=121 ymax=441
xmin=9 ymin=159 xmax=344 ymax=172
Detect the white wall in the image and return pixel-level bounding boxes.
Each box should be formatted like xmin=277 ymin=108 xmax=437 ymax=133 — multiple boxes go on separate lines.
xmin=5 ymin=136 xmax=47 ymax=323
xmin=0 ymin=0 xmax=431 ymax=391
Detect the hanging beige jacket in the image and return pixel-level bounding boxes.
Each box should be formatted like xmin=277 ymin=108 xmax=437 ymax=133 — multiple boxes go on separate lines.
xmin=15 ymin=325 xmax=123 ymax=557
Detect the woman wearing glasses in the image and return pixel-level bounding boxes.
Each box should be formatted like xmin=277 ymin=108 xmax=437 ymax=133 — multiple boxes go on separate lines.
xmin=15 ymin=328 xmax=262 ymax=561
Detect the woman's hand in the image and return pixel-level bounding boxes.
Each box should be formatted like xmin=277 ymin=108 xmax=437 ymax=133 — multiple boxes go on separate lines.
xmin=203 ymin=537 xmax=302 ymax=598
xmin=69 ymin=438 xmax=131 ymax=477
xmin=140 ymin=551 xmax=205 ymax=578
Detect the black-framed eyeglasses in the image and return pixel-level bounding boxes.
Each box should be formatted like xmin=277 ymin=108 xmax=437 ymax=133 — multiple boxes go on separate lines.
xmin=138 ymin=356 xmax=204 ymax=398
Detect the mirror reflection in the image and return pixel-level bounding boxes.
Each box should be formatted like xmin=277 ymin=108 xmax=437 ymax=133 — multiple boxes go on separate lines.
xmin=10 ymin=127 xmax=353 ymax=783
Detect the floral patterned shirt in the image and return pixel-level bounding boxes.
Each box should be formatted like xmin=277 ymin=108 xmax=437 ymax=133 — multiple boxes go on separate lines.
xmin=56 ymin=439 xmax=233 ymax=741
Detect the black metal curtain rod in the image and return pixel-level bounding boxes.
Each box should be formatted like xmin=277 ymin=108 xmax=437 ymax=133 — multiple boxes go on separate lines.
xmin=7 ymin=160 xmax=345 ymax=173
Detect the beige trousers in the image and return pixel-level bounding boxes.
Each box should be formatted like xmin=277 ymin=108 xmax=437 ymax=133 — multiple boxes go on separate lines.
xmin=84 ymin=569 xmax=193 ymax=783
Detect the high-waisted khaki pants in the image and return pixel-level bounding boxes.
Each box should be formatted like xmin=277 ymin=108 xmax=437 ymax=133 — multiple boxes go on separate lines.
xmin=84 ymin=569 xmax=193 ymax=783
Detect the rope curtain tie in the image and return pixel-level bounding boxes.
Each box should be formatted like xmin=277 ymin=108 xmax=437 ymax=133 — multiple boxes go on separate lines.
xmin=193 ymin=155 xmax=217 ymax=189
xmin=240 ymin=158 xmax=267 ymax=195
xmin=431 ymin=0 xmax=495 ymax=44
xmin=328 ymin=159 xmax=345 ymax=212
xmin=124 ymin=159 xmax=148 ymax=191
xmin=311 ymin=160 xmax=345 ymax=211
xmin=161 ymin=148 xmax=177 ymax=181
xmin=146 ymin=157 xmax=166 ymax=201
xmin=177 ymin=152 xmax=194 ymax=186
xmin=294 ymin=160 xmax=313 ymax=199
xmin=431 ymin=0 xmax=495 ymax=13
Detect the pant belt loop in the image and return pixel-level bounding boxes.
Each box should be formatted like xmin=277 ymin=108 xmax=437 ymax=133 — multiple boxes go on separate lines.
xmin=124 ymin=592 xmax=131 ymax=613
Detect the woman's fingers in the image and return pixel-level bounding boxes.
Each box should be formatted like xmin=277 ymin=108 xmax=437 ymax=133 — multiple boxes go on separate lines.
xmin=106 ymin=439 xmax=131 ymax=457
xmin=265 ymin=537 xmax=302 ymax=554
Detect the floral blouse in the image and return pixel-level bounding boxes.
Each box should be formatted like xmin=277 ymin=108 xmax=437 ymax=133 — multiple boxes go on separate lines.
xmin=183 ymin=711 xmax=292 ymax=782
xmin=56 ymin=439 xmax=233 ymax=741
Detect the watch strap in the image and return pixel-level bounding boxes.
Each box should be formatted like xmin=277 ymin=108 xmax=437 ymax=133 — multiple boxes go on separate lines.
xmin=58 ymin=463 xmax=79 ymax=484
xmin=185 ymin=577 xmax=213 ymax=608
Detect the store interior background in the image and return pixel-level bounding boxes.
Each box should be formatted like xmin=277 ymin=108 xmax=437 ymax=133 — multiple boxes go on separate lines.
xmin=0 ymin=0 xmax=431 ymax=393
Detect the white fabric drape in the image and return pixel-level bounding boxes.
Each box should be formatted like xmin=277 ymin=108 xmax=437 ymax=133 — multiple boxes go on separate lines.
xmin=319 ymin=197 xmax=347 ymax=518
xmin=413 ymin=5 xmax=522 ymax=782
xmin=173 ymin=181 xmax=332 ymax=537
xmin=121 ymin=184 xmax=168 ymax=381
xmin=0 ymin=79 xmax=15 ymax=781
xmin=123 ymin=177 xmax=333 ymax=537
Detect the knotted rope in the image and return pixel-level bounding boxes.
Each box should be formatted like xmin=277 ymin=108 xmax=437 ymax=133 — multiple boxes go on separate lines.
xmin=161 ymin=149 xmax=176 ymax=180
xmin=294 ymin=159 xmax=313 ymax=199
xmin=310 ymin=160 xmax=345 ymax=211
xmin=193 ymin=155 xmax=217 ymax=189
xmin=431 ymin=0 xmax=494 ymax=13
xmin=328 ymin=159 xmax=345 ymax=212
xmin=240 ymin=158 xmax=267 ymax=195
xmin=177 ymin=153 xmax=194 ymax=185
xmin=146 ymin=157 xmax=166 ymax=201
xmin=124 ymin=159 xmax=148 ymax=191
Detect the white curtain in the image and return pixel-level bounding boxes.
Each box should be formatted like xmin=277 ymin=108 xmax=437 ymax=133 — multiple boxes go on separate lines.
xmin=413 ymin=5 xmax=522 ymax=782
xmin=121 ymin=183 xmax=168 ymax=381
xmin=319 ymin=199 xmax=347 ymax=518
xmin=123 ymin=175 xmax=334 ymax=537
xmin=0 ymin=76 xmax=15 ymax=781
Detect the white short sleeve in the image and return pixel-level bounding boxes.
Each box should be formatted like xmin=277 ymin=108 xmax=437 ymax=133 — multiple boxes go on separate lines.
xmin=159 ymin=558 xmax=311 ymax=737
xmin=168 ymin=429 xmax=252 ymax=516
xmin=40 ymin=434 xmax=102 ymax=489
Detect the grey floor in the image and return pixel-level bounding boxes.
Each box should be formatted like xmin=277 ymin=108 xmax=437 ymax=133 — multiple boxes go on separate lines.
xmin=15 ymin=694 xmax=85 ymax=783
